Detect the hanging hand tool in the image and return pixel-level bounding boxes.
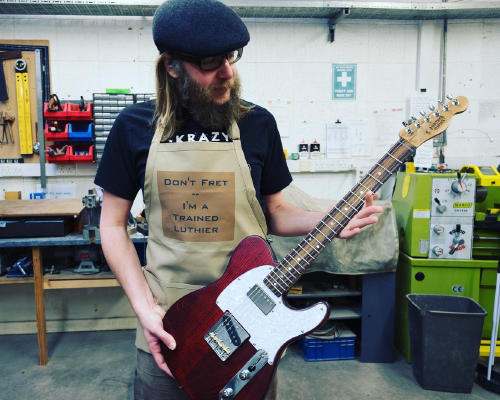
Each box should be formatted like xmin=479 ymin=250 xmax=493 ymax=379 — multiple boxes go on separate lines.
xmin=14 ymin=59 xmax=33 ymax=154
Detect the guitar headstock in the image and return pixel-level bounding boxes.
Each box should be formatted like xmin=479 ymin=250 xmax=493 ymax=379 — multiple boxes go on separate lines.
xmin=399 ymin=95 xmax=469 ymax=148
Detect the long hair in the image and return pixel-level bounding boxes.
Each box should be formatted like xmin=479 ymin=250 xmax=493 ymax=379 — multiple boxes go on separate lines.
xmin=153 ymin=52 xmax=253 ymax=142
xmin=153 ymin=53 xmax=182 ymax=142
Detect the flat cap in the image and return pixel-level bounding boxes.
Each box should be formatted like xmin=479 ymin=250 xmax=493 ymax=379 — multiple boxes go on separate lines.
xmin=152 ymin=0 xmax=250 ymax=57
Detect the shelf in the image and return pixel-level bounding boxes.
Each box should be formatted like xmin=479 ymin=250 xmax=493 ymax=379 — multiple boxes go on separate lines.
xmin=0 ymin=276 xmax=34 ymax=284
xmin=329 ymin=306 xmax=362 ymax=320
xmin=1 ymin=0 xmax=499 ymax=20
xmin=287 ymin=286 xmax=361 ymax=298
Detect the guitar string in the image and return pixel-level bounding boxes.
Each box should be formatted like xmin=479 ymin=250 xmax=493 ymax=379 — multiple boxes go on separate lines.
xmin=208 ymin=139 xmax=415 ymax=345
xmin=209 ymin=137 xmax=413 ymax=344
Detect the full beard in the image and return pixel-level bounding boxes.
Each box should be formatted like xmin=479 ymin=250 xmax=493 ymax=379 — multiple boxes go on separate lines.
xmin=177 ymin=68 xmax=243 ymax=130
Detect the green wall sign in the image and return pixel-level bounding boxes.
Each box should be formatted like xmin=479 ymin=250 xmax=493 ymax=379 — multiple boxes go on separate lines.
xmin=333 ymin=64 xmax=356 ymax=100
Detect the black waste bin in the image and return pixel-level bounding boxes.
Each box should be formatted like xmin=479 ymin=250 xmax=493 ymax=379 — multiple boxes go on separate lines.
xmin=407 ymin=294 xmax=487 ymax=393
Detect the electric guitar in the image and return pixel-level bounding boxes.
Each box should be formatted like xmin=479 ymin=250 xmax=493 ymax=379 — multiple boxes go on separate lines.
xmin=161 ymin=95 xmax=469 ymax=400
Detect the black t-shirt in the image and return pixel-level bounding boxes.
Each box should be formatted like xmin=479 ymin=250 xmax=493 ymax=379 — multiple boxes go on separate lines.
xmin=94 ymin=100 xmax=292 ymax=214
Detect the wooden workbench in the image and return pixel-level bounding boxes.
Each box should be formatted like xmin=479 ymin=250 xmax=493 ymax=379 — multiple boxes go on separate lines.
xmin=0 ymin=199 xmax=146 ymax=366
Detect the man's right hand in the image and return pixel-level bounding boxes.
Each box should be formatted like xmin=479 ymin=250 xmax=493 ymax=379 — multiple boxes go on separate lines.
xmin=140 ymin=305 xmax=177 ymax=378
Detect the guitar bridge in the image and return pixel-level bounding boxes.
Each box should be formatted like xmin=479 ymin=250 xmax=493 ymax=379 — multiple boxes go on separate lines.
xmin=205 ymin=312 xmax=249 ymax=361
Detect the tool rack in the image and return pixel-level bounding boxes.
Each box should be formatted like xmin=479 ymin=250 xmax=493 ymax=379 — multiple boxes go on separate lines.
xmin=43 ymin=101 xmax=95 ymax=163
xmin=93 ymin=93 xmax=153 ymax=162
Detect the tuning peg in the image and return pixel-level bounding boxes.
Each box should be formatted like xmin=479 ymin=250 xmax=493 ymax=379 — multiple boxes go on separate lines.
xmin=402 ymin=121 xmax=408 ymax=127
xmin=406 ymin=127 xmax=413 ymax=134
xmin=437 ymin=99 xmax=443 ymax=105
xmin=428 ymin=105 xmax=436 ymax=111
xmin=411 ymin=116 xmax=417 ymax=122
xmin=419 ymin=110 xmax=426 ymax=116
xmin=443 ymin=105 xmax=449 ymax=111
xmin=446 ymin=94 xmax=454 ymax=100
xmin=452 ymin=98 xmax=459 ymax=106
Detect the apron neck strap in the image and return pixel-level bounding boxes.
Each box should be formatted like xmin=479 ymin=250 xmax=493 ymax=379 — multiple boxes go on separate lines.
xmin=228 ymin=120 xmax=240 ymax=141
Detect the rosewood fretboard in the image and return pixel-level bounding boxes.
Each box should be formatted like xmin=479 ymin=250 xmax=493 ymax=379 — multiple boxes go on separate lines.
xmin=263 ymin=137 xmax=416 ymax=296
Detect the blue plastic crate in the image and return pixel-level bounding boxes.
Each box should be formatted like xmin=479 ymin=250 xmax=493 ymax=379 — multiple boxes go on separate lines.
xmin=299 ymin=329 xmax=356 ymax=362
xmin=69 ymin=123 xmax=93 ymax=141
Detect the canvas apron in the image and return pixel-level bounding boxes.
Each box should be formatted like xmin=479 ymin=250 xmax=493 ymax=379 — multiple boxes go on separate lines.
xmin=136 ymin=121 xmax=268 ymax=351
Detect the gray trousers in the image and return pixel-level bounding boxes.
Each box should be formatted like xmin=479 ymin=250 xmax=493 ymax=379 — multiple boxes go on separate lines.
xmin=135 ymin=349 xmax=278 ymax=400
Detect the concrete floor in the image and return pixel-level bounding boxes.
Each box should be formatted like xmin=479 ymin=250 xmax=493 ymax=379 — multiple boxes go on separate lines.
xmin=1 ymin=330 xmax=498 ymax=400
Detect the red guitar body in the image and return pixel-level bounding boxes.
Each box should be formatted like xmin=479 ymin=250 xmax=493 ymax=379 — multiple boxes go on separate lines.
xmin=161 ymin=236 xmax=329 ymax=400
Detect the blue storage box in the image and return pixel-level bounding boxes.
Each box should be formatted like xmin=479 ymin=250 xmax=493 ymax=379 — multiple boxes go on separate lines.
xmin=299 ymin=329 xmax=356 ymax=361
xmin=69 ymin=123 xmax=93 ymax=141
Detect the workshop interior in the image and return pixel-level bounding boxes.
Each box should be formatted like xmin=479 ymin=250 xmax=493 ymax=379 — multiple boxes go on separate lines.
xmin=1 ymin=2 xmax=500 ymax=399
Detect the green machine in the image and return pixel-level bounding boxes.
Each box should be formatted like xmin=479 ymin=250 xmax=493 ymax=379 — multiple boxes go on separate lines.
xmin=392 ymin=166 xmax=500 ymax=362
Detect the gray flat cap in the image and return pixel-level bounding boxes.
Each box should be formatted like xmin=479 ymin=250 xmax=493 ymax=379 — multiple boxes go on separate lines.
xmin=152 ymin=0 xmax=250 ymax=57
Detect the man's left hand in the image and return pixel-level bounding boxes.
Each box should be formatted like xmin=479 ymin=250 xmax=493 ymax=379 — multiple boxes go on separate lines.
xmin=337 ymin=191 xmax=383 ymax=239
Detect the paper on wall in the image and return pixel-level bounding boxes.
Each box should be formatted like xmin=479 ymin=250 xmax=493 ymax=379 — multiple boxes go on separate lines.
xmin=371 ymin=108 xmax=404 ymax=157
xmin=413 ymin=140 xmax=434 ymax=168
xmin=266 ymin=100 xmax=292 ymax=138
xmin=326 ymin=122 xmax=351 ymax=159
xmin=349 ymin=121 xmax=372 ymax=157
xmin=36 ymin=183 xmax=76 ymax=199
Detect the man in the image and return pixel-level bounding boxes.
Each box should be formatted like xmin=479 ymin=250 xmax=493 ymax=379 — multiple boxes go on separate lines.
xmin=95 ymin=0 xmax=383 ymax=398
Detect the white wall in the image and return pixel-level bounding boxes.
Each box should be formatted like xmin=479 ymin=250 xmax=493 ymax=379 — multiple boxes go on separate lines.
xmin=1 ymin=14 xmax=499 ymax=333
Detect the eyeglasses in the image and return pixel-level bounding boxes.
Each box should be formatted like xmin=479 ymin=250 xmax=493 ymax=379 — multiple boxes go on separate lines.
xmin=172 ymin=48 xmax=243 ymax=71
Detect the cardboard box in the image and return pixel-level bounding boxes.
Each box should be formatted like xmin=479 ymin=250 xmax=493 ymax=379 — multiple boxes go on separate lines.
xmin=5 ymin=191 xmax=22 ymax=200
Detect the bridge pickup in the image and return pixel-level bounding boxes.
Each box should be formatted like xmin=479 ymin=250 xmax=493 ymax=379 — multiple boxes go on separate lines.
xmin=247 ymin=284 xmax=276 ymax=315
xmin=219 ymin=350 xmax=269 ymax=399
xmin=205 ymin=312 xmax=249 ymax=361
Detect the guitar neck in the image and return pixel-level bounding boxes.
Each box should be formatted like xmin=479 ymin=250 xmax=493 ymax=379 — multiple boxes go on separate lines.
xmin=264 ymin=137 xmax=416 ymax=296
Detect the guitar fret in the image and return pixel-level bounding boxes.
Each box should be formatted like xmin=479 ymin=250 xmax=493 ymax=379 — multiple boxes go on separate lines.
xmin=368 ymin=172 xmax=383 ymax=185
xmin=291 ymin=249 xmax=310 ymax=266
xmin=334 ymin=206 xmax=350 ymax=220
xmin=277 ymin=269 xmax=294 ymax=284
xmin=307 ymin=235 xmax=325 ymax=249
xmin=314 ymin=227 xmax=330 ymax=240
xmin=388 ymin=153 xmax=403 ymax=164
xmin=376 ymin=162 xmax=391 ymax=174
xmin=341 ymin=199 xmax=357 ymax=211
xmin=398 ymin=140 xmax=415 ymax=153
xmin=350 ymin=190 xmax=364 ymax=202
xmin=358 ymin=182 xmax=371 ymax=193
xmin=282 ymin=260 xmax=300 ymax=279
xmin=297 ymin=243 xmax=313 ymax=259
xmin=320 ymin=219 xmax=338 ymax=234
xmin=270 ymin=275 xmax=287 ymax=292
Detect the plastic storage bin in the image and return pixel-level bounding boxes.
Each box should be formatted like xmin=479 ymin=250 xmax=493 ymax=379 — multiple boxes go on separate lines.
xmin=66 ymin=102 xmax=93 ymax=121
xmin=407 ymin=294 xmax=487 ymax=393
xmin=69 ymin=144 xmax=94 ymax=163
xmin=69 ymin=123 xmax=93 ymax=141
xmin=44 ymin=102 xmax=93 ymax=121
xmin=45 ymin=144 xmax=71 ymax=163
xmin=299 ymin=329 xmax=356 ymax=361
xmin=45 ymin=122 xmax=69 ymax=141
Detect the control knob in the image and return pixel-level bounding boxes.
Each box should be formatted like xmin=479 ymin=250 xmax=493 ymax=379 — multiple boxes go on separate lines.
xmin=433 ymin=247 xmax=444 ymax=256
xmin=433 ymin=225 xmax=445 ymax=235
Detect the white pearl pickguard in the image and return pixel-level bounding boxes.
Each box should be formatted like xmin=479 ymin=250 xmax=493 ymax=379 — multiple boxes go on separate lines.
xmin=216 ymin=265 xmax=328 ymax=364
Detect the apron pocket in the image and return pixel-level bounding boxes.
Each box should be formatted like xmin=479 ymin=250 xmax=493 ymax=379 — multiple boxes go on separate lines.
xmin=144 ymin=269 xmax=204 ymax=310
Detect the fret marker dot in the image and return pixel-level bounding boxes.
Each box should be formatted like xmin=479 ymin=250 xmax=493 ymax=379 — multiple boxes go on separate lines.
xmin=316 ymin=245 xmax=320 ymax=249
xmin=360 ymin=191 xmax=364 ymax=194
xmin=344 ymin=207 xmax=348 ymax=211
xmin=330 ymin=222 xmax=333 ymax=226
xmin=297 ymin=257 xmax=301 ymax=261
xmin=378 ymin=172 xmax=382 ymax=175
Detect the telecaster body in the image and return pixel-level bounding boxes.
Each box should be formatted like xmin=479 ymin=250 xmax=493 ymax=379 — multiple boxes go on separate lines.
xmin=162 ymin=236 xmax=330 ymax=400
xmin=162 ymin=96 xmax=469 ymax=400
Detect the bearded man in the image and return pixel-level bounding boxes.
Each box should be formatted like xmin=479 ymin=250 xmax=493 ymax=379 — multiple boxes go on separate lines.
xmin=95 ymin=0 xmax=382 ymax=399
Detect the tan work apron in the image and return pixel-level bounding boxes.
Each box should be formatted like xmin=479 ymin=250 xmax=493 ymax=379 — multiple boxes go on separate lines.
xmin=136 ymin=121 xmax=268 ymax=351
